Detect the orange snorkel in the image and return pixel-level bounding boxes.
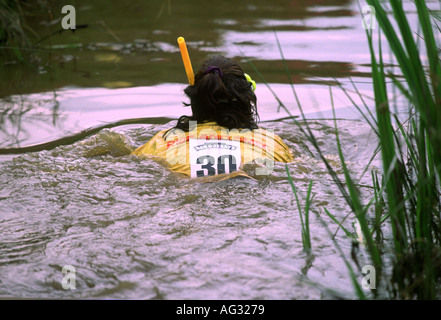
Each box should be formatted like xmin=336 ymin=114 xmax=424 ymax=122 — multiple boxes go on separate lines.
xmin=177 ymin=37 xmax=195 ymax=85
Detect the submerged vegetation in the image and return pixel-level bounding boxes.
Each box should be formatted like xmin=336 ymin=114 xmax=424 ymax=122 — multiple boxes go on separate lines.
xmin=283 ymin=0 xmax=441 ymax=299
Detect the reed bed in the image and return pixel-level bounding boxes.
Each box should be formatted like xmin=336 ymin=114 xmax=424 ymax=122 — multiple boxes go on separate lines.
xmin=279 ymin=0 xmax=440 ymax=299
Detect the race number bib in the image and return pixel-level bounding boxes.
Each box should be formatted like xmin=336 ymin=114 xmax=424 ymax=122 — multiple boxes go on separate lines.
xmin=189 ymin=139 xmax=242 ymax=178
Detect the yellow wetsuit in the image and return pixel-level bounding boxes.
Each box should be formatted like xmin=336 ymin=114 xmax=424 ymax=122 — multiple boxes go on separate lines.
xmin=132 ymin=121 xmax=293 ymax=180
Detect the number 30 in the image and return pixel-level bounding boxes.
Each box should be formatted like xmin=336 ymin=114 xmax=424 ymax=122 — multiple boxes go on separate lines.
xmin=196 ymin=155 xmax=237 ymax=177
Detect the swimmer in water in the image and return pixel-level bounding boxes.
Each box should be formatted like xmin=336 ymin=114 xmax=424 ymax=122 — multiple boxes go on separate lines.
xmin=132 ymin=55 xmax=293 ymax=180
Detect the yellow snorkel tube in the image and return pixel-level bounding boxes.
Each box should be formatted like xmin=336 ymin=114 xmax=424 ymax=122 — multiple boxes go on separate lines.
xmin=177 ymin=36 xmax=256 ymax=91
xmin=177 ymin=37 xmax=195 ymax=85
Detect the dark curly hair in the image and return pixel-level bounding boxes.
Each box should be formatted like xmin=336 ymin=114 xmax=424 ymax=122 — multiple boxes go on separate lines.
xmin=171 ymin=55 xmax=259 ymax=132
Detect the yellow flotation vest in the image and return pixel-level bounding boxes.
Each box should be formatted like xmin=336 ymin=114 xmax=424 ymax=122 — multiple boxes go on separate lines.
xmin=132 ymin=121 xmax=293 ymax=180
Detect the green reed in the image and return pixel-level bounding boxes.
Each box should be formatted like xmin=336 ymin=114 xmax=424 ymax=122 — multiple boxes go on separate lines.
xmin=361 ymin=0 xmax=441 ymax=299
xmin=306 ymin=0 xmax=441 ymax=299
xmin=256 ymin=0 xmax=441 ymax=299
xmin=285 ymin=167 xmax=312 ymax=254
xmin=0 ymin=0 xmax=55 ymax=62
xmin=0 ymin=0 xmax=28 ymax=61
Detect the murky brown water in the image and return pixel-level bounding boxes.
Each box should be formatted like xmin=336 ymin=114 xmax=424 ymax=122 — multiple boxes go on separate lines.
xmin=0 ymin=0 xmax=437 ymax=299
xmin=0 ymin=119 xmax=379 ymax=299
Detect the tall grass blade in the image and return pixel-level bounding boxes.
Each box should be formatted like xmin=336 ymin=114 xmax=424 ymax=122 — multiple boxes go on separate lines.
xmin=286 ymin=165 xmax=312 ymax=253
xmin=330 ymin=86 xmax=382 ymax=273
